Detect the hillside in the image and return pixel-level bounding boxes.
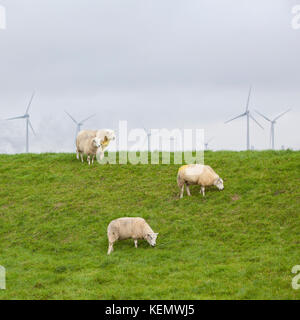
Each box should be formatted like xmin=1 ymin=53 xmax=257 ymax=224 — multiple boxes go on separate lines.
xmin=0 ymin=151 xmax=299 ymax=299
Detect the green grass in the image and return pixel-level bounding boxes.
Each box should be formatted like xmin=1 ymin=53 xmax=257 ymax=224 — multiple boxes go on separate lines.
xmin=0 ymin=151 xmax=299 ymax=300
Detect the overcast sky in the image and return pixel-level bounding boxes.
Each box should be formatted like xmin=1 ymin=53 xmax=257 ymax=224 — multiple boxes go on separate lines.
xmin=0 ymin=0 xmax=299 ymax=153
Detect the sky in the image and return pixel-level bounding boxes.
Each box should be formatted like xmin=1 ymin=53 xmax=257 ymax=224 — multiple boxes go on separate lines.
xmin=0 ymin=0 xmax=299 ymax=153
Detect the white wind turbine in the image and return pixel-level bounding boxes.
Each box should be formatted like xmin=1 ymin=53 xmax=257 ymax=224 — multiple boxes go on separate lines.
xmin=255 ymin=108 xmax=291 ymax=150
xmin=225 ymin=86 xmax=264 ymax=150
xmin=65 ymin=111 xmax=96 ymax=142
xmin=6 ymin=92 xmax=36 ymax=153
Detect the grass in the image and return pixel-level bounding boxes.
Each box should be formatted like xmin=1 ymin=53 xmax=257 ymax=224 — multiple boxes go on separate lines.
xmin=0 ymin=150 xmax=299 ymax=300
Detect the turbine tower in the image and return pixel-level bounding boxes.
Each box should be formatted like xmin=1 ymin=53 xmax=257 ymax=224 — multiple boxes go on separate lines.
xmin=144 ymin=127 xmax=151 ymax=152
xmin=225 ymin=86 xmax=263 ymax=150
xmin=6 ymin=92 xmax=36 ymax=153
xmin=255 ymin=109 xmax=291 ymax=150
xmin=65 ymin=111 xmax=96 ymax=142
xmin=170 ymin=136 xmax=175 ymax=152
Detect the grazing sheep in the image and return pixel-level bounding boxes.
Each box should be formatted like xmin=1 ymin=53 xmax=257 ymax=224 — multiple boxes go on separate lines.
xmin=177 ymin=164 xmax=224 ymax=198
xmin=95 ymin=129 xmax=116 ymax=162
xmin=76 ymin=129 xmax=116 ymax=165
xmin=107 ymin=217 xmax=158 ymax=255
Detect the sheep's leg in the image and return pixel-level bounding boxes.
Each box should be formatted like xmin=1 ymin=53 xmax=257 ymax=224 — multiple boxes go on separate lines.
xmin=100 ymin=151 xmax=104 ymax=161
xmin=201 ymin=186 xmax=205 ymax=197
xmin=107 ymin=242 xmax=114 ymax=255
xmin=80 ymin=153 xmax=84 ymax=163
xmin=87 ymin=155 xmax=91 ymax=165
xmin=180 ymin=185 xmax=184 ymax=198
xmin=134 ymin=240 xmax=138 ymax=248
xmin=76 ymin=150 xmax=79 ymax=160
xmin=92 ymin=155 xmax=95 ymax=165
xmin=186 ymin=184 xmax=191 ymax=196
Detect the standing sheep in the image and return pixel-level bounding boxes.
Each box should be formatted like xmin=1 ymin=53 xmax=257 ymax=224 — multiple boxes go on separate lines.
xmin=177 ymin=164 xmax=224 ymax=198
xmin=76 ymin=130 xmax=101 ymax=165
xmin=107 ymin=217 xmax=158 ymax=255
xmin=76 ymin=129 xmax=116 ymax=165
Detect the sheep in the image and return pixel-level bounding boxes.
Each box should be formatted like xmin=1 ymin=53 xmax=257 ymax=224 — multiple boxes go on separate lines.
xmin=76 ymin=130 xmax=101 ymax=165
xmin=76 ymin=129 xmax=116 ymax=165
xmin=95 ymin=129 xmax=116 ymax=162
xmin=177 ymin=164 xmax=224 ymax=198
xmin=107 ymin=217 xmax=158 ymax=255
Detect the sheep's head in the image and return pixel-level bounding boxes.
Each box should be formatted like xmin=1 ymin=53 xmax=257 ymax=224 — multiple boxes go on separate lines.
xmin=101 ymin=130 xmax=116 ymax=148
xmin=106 ymin=129 xmax=116 ymax=141
xmin=145 ymin=233 xmax=159 ymax=247
xmin=215 ymin=178 xmax=224 ymax=190
xmin=92 ymin=137 xmax=102 ymax=148
xmin=101 ymin=136 xmax=110 ymax=148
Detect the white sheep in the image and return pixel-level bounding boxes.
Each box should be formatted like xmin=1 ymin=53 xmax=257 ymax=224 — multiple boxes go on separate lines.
xmin=76 ymin=129 xmax=116 ymax=165
xmin=177 ymin=164 xmax=224 ymax=198
xmin=107 ymin=217 xmax=158 ymax=255
xmin=76 ymin=130 xmax=101 ymax=165
xmin=95 ymin=129 xmax=116 ymax=162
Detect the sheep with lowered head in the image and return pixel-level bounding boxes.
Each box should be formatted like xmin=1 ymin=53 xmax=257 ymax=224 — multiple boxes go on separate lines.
xmin=95 ymin=129 xmax=116 ymax=162
xmin=107 ymin=217 xmax=158 ymax=255
xmin=177 ymin=164 xmax=224 ymax=198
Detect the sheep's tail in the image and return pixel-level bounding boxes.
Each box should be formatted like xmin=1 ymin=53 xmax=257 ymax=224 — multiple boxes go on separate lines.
xmin=177 ymin=172 xmax=184 ymax=187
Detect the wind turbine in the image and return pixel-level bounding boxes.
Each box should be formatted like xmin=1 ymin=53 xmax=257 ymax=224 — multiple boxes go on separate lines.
xmin=255 ymin=108 xmax=291 ymax=150
xmin=225 ymin=86 xmax=264 ymax=150
xmin=6 ymin=92 xmax=36 ymax=153
xmin=204 ymin=137 xmax=215 ymax=150
xmin=65 ymin=111 xmax=96 ymax=142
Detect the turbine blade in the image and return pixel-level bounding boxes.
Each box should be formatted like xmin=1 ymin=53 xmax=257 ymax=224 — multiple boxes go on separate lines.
xmin=255 ymin=110 xmax=271 ymax=122
xmin=273 ymin=108 xmax=291 ymax=121
xmin=65 ymin=110 xmax=78 ymax=124
xmin=249 ymin=113 xmax=264 ymax=129
xmin=206 ymin=137 xmax=215 ymax=144
xmin=80 ymin=113 xmax=96 ymax=124
xmin=6 ymin=115 xmax=25 ymax=120
xmin=245 ymin=86 xmax=252 ymax=111
xmin=28 ymin=120 xmax=36 ymax=136
xmin=224 ymin=113 xmax=246 ymax=124
xmin=26 ymin=92 xmax=35 ymax=114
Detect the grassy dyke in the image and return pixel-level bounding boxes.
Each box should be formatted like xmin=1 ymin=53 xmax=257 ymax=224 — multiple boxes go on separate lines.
xmin=0 ymin=151 xmax=299 ymax=299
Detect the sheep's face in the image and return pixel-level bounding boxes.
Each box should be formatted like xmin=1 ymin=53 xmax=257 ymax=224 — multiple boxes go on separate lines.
xmin=146 ymin=233 xmax=159 ymax=247
xmin=92 ymin=137 xmax=102 ymax=148
xmin=101 ymin=136 xmax=110 ymax=148
xmin=106 ymin=130 xmax=116 ymax=141
xmin=215 ymin=178 xmax=224 ymax=190
xmin=100 ymin=130 xmax=116 ymax=148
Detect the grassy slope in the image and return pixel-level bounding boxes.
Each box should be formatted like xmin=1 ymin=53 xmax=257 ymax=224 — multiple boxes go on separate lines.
xmin=0 ymin=151 xmax=299 ymax=300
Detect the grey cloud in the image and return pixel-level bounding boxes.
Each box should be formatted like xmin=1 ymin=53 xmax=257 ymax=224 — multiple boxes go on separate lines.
xmin=0 ymin=0 xmax=299 ymax=153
